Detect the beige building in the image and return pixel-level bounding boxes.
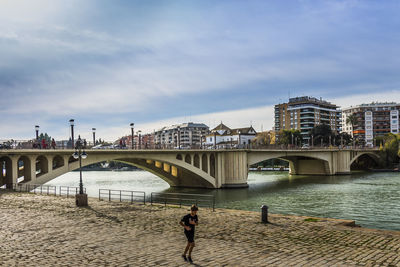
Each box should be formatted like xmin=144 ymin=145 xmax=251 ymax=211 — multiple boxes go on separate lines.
xmin=275 ymin=96 xmax=341 ymax=143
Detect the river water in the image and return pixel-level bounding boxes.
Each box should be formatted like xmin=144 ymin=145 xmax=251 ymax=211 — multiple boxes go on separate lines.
xmin=45 ymin=171 xmax=400 ymax=231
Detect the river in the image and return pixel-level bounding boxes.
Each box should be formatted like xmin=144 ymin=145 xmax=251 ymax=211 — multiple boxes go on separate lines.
xmin=45 ymin=171 xmax=400 ymax=231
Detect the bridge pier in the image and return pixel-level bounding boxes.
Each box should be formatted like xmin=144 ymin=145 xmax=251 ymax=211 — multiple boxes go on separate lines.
xmin=217 ymin=151 xmax=249 ymax=188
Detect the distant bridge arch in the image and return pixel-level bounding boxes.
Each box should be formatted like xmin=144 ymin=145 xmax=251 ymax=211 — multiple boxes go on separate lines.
xmin=349 ymin=151 xmax=380 ymax=167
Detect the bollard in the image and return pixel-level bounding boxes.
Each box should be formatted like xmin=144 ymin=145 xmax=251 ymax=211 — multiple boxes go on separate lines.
xmin=261 ymin=205 xmax=269 ymax=223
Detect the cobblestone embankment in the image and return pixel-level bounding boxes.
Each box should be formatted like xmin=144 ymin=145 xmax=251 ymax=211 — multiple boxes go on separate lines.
xmin=1 ymin=191 xmax=400 ymax=266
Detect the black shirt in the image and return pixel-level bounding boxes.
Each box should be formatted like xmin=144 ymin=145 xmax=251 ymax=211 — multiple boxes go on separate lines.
xmin=181 ymin=214 xmax=198 ymax=233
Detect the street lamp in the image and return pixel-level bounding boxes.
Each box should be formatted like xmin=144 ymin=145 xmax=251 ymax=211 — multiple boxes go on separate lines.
xmin=291 ymin=133 xmax=294 ymax=147
xmin=35 ymin=125 xmax=40 ymax=140
xmin=214 ymin=131 xmax=217 ymax=149
xmin=69 ymin=119 xmax=75 ymax=148
xmin=92 ymin=128 xmax=96 ymax=146
xmin=138 ymin=130 xmax=142 ymax=149
xmin=177 ymin=126 xmax=181 ymax=149
xmin=73 ymin=135 xmax=88 ymax=207
xmin=311 ymin=134 xmax=314 ymax=148
xmin=238 ymin=130 xmax=241 ymax=148
xmin=130 ymin=123 xmax=134 ymax=149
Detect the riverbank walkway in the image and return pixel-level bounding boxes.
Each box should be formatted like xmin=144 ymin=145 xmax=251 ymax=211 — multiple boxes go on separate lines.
xmin=1 ymin=192 xmax=399 ymax=266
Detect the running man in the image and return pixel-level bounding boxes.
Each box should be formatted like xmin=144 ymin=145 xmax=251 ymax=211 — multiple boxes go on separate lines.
xmin=180 ymin=205 xmax=198 ymax=263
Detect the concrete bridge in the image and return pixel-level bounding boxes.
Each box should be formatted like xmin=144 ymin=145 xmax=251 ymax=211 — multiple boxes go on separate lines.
xmin=0 ymin=149 xmax=379 ymax=189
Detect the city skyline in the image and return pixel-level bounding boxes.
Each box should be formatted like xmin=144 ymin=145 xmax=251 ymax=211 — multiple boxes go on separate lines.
xmin=1 ymin=0 xmax=400 ymax=141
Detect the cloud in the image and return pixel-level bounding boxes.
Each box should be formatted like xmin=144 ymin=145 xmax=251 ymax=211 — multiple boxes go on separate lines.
xmin=1 ymin=1 xmax=400 ymax=141
xmin=68 ymin=89 xmax=399 ymax=142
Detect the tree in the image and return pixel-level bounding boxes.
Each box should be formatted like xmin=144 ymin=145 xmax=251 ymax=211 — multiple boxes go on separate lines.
xmin=38 ymin=133 xmax=52 ymax=143
xmin=335 ymin=132 xmax=352 ymax=146
xmin=251 ymin=132 xmax=273 ymax=147
xmin=310 ymin=124 xmax=333 ymax=146
xmin=382 ymin=133 xmax=400 ymax=167
xmin=346 ymin=113 xmax=358 ymax=137
xmin=278 ymin=129 xmax=302 ymax=146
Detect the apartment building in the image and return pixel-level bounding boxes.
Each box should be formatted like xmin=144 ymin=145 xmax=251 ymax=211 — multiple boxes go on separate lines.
xmin=342 ymin=102 xmax=400 ymax=146
xmin=154 ymin=122 xmax=209 ymax=148
xmin=274 ymin=96 xmax=341 ymax=142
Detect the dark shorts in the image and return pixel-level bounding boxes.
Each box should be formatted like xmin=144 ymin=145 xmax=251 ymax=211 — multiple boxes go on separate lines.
xmin=184 ymin=231 xmax=195 ymax=243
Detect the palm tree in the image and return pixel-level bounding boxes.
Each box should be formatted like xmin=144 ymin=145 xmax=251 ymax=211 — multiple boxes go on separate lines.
xmin=346 ymin=113 xmax=358 ymax=137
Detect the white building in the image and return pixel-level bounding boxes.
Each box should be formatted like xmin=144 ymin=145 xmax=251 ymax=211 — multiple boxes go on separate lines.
xmin=205 ymin=123 xmax=257 ymax=148
xmin=342 ymin=102 xmax=400 ymax=146
xmin=153 ymin=122 xmax=209 ymax=148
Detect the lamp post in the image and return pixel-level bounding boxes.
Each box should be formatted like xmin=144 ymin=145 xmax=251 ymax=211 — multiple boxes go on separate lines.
xmin=130 ymin=123 xmax=134 ymax=149
xmin=213 ymin=131 xmax=217 ymax=149
xmin=311 ymin=134 xmax=314 ymax=148
xmin=35 ymin=125 xmax=39 ymax=140
xmin=92 ymin=128 xmax=96 ymax=146
xmin=200 ymin=134 xmax=203 ymax=149
xmin=177 ymin=126 xmax=181 ymax=149
xmin=138 ymin=130 xmax=142 ymax=149
xmin=69 ymin=119 xmax=75 ymax=149
xmin=238 ymin=130 xmax=241 ymax=148
xmin=73 ymin=135 xmax=88 ymax=206
xmin=291 ymin=133 xmax=294 ymax=147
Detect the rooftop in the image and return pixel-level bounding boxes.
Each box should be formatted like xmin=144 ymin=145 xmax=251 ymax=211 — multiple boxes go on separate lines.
xmin=343 ymin=102 xmax=400 ymax=110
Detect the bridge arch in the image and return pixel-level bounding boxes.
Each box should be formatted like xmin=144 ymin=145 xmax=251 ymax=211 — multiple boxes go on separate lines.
xmin=248 ymin=152 xmax=330 ymax=175
xmin=104 ymin=156 xmax=216 ymax=188
xmin=52 ymin=155 xmax=64 ymax=170
xmin=36 ymin=155 xmax=49 ymax=177
xmin=349 ymin=152 xmax=380 ymax=166
xmin=185 ymin=154 xmax=191 ymax=164
xmin=17 ymin=156 xmax=33 ymax=182
xmin=28 ymin=152 xmax=217 ymax=189
xmin=0 ymin=156 xmax=13 ymax=187
xmin=349 ymin=152 xmax=380 ymax=170
xmin=193 ymin=154 xmax=200 ymax=168
xmin=201 ymin=154 xmax=208 ymax=173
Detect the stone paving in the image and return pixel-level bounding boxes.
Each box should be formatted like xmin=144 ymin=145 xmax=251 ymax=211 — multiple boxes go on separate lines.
xmin=1 ymin=191 xmax=400 ymax=266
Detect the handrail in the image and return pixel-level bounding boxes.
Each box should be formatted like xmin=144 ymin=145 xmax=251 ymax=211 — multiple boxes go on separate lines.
xmin=99 ymin=189 xmax=145 ymax=205
xmin=59 ymin=186 xmax=86 ymax=198
xmin=150 ymin=192 xmax=215 ymax=211
xmin=6 ymin=183 xmax=57 ymax=195
xmin=2 ymin=184 xmax=215 ymax=211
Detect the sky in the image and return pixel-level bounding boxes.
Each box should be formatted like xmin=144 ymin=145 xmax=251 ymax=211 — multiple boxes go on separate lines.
xmin=1 ymin=0 xmax=400 ymax=141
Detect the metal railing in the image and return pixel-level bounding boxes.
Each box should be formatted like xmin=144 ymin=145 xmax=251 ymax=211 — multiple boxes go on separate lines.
xmin=150 ymin=192 xmax=215 ymax=211
xmin=7 ymin=183 xmax=57 ymax=195
xmin=99 ymin=189 xmax=146 ymax=205
xmin=1 ymin=184 xmax=215 ymax=211
xmin=59 ymin=186 xmax=87 ymax=198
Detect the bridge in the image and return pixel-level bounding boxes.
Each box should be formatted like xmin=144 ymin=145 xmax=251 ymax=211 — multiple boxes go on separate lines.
xmin=0 ymin=149 xmax=379 ymax=189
